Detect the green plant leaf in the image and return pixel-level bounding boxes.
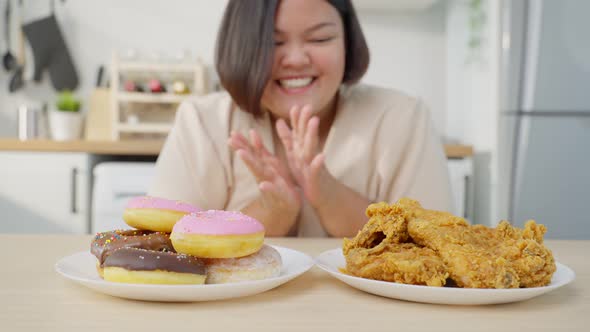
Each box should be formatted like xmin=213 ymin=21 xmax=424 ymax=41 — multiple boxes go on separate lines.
xmin=56 ymin=90 xmax=81 ymax=112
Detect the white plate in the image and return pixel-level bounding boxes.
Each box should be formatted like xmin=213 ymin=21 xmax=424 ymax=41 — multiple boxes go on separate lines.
xmin=55 ymin=246 xmax=313 ymax=302
xmin=316 ymin=248 xmax=575 ymax=305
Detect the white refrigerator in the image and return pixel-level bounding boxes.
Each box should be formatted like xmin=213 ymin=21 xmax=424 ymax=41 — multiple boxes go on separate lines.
xmin=500 ymin=0 xmax=590 ymax=239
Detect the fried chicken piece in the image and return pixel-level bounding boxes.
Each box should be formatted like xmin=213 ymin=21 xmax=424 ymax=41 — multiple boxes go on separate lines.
xmin=343 ymin=199 xmax=448 ymax=287
xmin=345 ymin=243 xmax=449 ymax=286
xmin=408 ymin=206 xmax=556 ymax=289
xmin=494 ymin=220 xmax=556 ymax=287
xmin=343 ymin=199 xmax=418 ymax=254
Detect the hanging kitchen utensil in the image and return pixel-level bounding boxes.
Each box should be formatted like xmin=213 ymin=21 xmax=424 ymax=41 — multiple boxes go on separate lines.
xmin=2 ymin=0 xmax=16 ymax=71
xmin=23 ymin=1 xmax=78 ymax=91
xmin=8 ymin=0 xmax=25 ymax=92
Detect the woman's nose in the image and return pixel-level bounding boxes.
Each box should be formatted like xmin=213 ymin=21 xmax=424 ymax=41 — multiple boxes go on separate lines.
xmin=279 ymin=44 xmax=311 ymax=68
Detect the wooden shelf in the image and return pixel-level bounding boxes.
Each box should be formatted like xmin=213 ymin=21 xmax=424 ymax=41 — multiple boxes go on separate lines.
xmin=116 ymin=123 xmax=173 ymax=134
xmin=0 ymin=139 xmax=474 ymax=158
xmin=117 ymin=92 xmax=194 ymax=104
xmin=445 ymin=144 xmax=474 ymax=159
xmin=0 ymin=139 xmax=164 ymax=156
xmin=110 ymin=52 xmax=209 ymax=139
xmin=118 ymin=62 xmax=201 ymax=72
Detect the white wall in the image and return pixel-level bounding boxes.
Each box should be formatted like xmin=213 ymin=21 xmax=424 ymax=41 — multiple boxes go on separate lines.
xmin=445 ymin=0 xmax=501 ymax=225
xmin=357 ymin=2 xmax=447 ymax=133
xmin=0 ymin=0 xmax=448 ymax=137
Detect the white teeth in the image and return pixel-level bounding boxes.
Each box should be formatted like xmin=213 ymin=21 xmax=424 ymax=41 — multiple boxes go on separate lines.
xmin=279 ymin=77 xmax=313 ymax=89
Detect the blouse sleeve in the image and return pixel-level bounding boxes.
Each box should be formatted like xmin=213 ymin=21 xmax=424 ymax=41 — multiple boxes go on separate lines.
xmin=148 ymin=101 xmax=229 ymax=210
xmin=384 ymin=100 xmax=453 ymax=212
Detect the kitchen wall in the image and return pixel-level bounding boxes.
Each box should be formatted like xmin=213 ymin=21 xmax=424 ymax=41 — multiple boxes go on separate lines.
xmin=0 ymin=0 xmax=448 ymax=137
xmin=357 ymin=3 xmax=447 ymax=133
xmin=445 ymin=0 xmax=501 ymax=226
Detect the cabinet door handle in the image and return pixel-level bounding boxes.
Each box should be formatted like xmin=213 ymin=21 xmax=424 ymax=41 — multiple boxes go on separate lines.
xmin=71 ymin=167 xmax=78 ymax=214
xmin=115 ymin=192 xmax=147 ymax=200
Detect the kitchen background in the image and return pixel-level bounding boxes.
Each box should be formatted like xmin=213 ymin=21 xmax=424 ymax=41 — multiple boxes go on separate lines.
xmin=1 ymin=0 xmax=585 ymax=238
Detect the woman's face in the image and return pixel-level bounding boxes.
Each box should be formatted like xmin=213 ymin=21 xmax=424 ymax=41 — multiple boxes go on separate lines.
xmin=260 ymin=0 xmax=346 ymax=120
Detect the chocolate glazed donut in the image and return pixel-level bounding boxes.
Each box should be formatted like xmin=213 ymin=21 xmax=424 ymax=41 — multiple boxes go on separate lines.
xmin=90 ymin=230 xmax=207 ymax=284
xmin=91 ymin=229 xmax=174 ymax=266
xmin=104 ymin=247 xmax=207 ymax=276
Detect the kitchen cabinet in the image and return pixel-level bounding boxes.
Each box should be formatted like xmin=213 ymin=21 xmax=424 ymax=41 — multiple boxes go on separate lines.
xmin=447 ymin=158 xmax=474 ymax=221
xmin=0 ymin=152 xmax=90 ymax=233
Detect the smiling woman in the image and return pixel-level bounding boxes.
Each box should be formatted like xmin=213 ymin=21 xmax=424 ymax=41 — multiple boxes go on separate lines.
xmin=216 ymin=0 xmax=368 ymax=119
xmin=148 ymin=0 xmax=453 ymax=238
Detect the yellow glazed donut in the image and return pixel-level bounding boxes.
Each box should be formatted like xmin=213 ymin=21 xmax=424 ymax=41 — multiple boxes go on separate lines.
xmin=205 ymin=245 xmax=282 ymax=284
xmin=123 ymin=196 xmax=202 ymax=232
xmin=171 ymin=210 xmax=265 ymax=258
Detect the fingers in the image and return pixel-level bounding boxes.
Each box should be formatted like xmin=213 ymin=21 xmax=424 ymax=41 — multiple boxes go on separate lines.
xmin=301 ymin=152 xmax=325 ymax=182
xmin=249 ymin=129 xmax=263 ymax=150
xmin=289 ymin=106 xmax=299 ymax=140
xmin=229 ymin=130 xmax=272 ymax=162
xmin=230 ymin=132 xmax=264 ymax=180
xmin=276 ymin=119 xmax=293 ymax=152
xmin=236 ymin=149 xmax=267 ymax=182
xmin=251 ymin=129 xmax=277 ymax=160
xmin=303 ymin=116 xmax=320 ymax=162
xmin=258 ymin=180 xmax=275 ymax=194
xmin=290 ymin=105 xmax=312 ymax=146
xmin=230 ymin=110 xmax=325 ymax=198
xmin=309 ymin=153 xmax=325 ymax=179
xmin=232 ymin=130 xmax=294 ymax=188
xmin=259 ymin=175 xmax=300 ymax=208
xmin=228 ymin=131 xmax=250 ymax=152
xmin=298 ymin=105 xmax=312 ymax=141
xmin=285 ymin=104 xmax=323 ymax=180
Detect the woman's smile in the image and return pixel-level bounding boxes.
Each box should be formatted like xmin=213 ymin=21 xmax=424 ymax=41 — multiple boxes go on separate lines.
xmin=276 ymin=76 xmax=317 ymax=95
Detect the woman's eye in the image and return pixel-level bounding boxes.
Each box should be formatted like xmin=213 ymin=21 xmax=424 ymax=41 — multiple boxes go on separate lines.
xmin=310 ymin=37 xmax=333 ymax=43
xmin=274 ymin=41 xmax=285 ymax=46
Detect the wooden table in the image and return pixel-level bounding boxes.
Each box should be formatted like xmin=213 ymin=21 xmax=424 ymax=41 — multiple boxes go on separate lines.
xmin=0 ymin=236 xmax=586 ymax=331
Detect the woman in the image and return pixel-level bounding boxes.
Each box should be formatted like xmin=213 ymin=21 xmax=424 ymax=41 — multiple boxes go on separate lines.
xmin=149 ymin=0 xmax=452 ymax=237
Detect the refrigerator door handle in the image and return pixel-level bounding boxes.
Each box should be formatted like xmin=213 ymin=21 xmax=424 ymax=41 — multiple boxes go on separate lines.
xmin=510 ymin=116 xmax=532 ymax=221
xmin=521 ymin=0 xmax=544 ymax=111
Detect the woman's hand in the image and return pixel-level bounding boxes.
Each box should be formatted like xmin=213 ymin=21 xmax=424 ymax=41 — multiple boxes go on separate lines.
xmin=275 ymin=105 xmax=335 ymax=207
xmin=228 ymin=130 xmax=301 ymax=219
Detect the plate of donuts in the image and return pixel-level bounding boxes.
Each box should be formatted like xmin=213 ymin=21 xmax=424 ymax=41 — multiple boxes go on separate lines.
xmin=56 ymin=198 xmax=315 ymax=302
xmin=55 ymin=245 xmax=313 ymax=302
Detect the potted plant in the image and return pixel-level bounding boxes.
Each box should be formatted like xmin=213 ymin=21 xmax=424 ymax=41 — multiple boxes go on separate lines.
xmin=48 ymin=90 xmax=84 ymax=141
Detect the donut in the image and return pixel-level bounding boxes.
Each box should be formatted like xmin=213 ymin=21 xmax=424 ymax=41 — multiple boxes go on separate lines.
xmin=90 ymin=230 xmax=206 ymax=284
xmin=102 ymin=247 xmax=207 ymax=285
xmin=91 ymin=229 xmax=175 ymax=277
xmin=205 ymin=245 xmax=282 ymax=284
xmin=171 ymin=210 xmax=265 ymax=258
xmin=123 ymin=196 xmax=202 ymax=232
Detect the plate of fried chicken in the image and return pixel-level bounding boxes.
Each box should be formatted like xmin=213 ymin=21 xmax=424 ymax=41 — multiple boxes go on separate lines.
xmin=315 ymin=198 xmax=575 ymax=305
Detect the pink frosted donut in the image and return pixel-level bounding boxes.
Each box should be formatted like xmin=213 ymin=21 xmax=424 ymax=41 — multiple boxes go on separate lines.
xmin=170 ymin=210 xmax=265 ymax=258
xmin=122 ymin=196 xmax=202 ymax=232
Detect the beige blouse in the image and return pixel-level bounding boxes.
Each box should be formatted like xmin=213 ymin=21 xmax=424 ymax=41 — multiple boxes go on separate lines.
xmin=148 ymin=84 xmax=452 ymax=237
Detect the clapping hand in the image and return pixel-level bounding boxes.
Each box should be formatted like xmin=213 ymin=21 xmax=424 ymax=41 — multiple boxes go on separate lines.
xmin=275 ymin=105 xmax=334 ymax=207
xmin=228 ymin=129 xmax=301 ymax=217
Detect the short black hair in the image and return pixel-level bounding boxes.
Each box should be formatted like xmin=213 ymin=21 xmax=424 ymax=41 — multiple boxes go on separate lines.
xmin=215 ymin=0 xmax=369 ymax=116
